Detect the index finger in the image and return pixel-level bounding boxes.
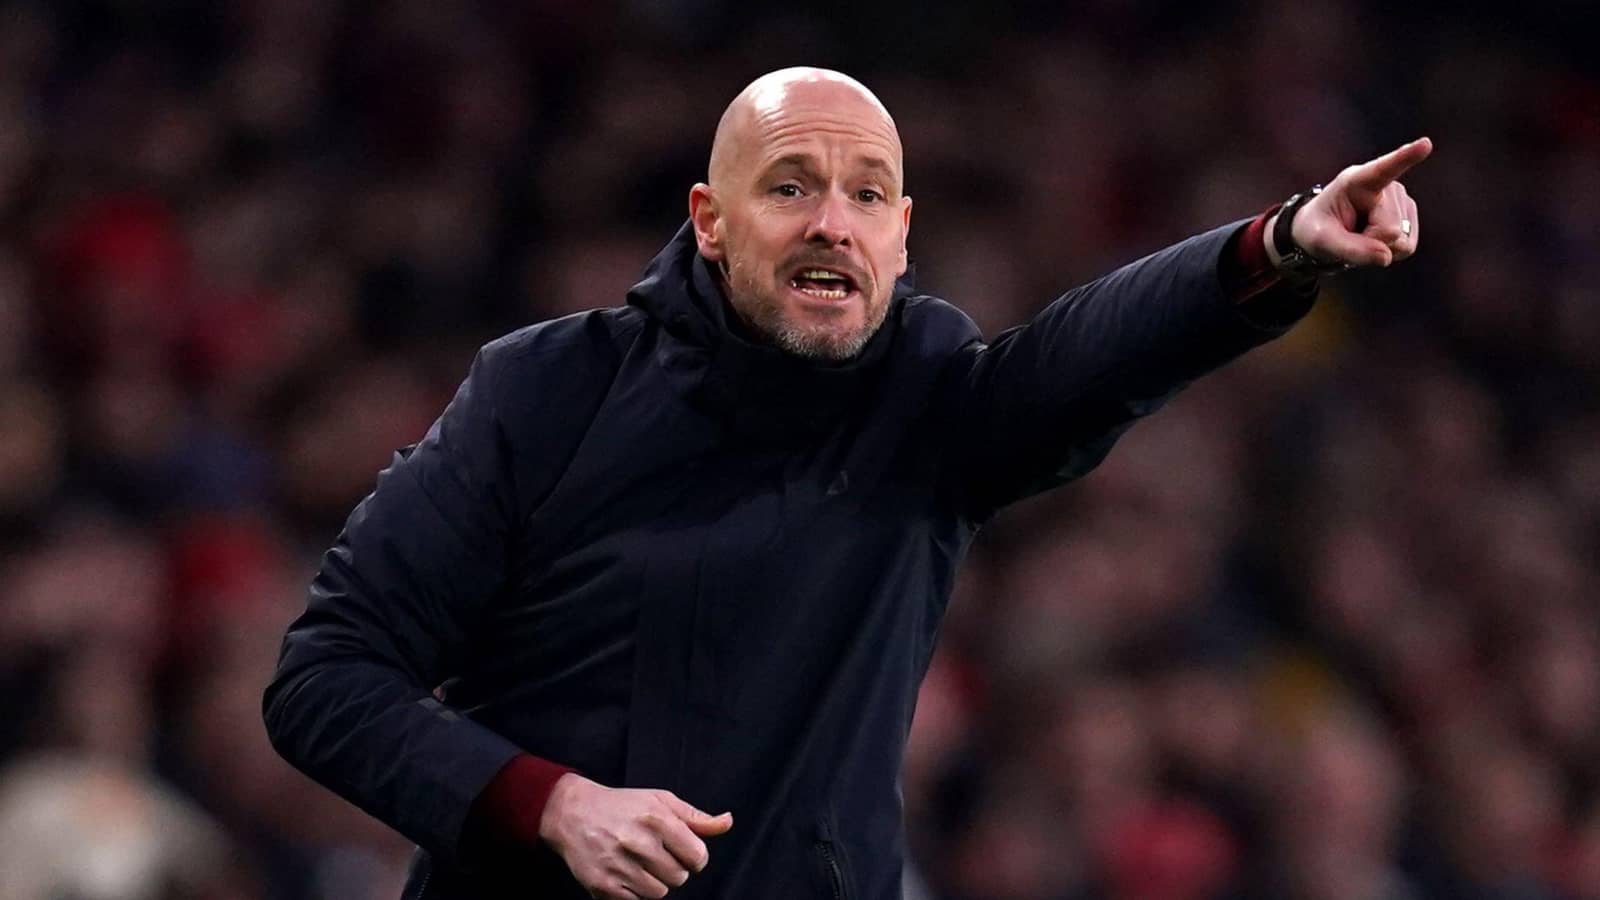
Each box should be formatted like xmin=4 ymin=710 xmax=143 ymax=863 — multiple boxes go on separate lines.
xmin=1348 ymin=137 xmax=1433 ymax=190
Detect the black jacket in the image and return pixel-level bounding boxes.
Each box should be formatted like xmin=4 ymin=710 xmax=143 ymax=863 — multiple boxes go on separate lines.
xmin=263 ymin=219 xmax=1311 ymax=899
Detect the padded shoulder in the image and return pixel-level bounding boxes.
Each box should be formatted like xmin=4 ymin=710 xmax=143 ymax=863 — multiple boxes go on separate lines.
xmin=471 ymin=307 xmax=649 ymax=521
xmin=897 ymin=294 xmax=985 ymax=360
xmin=480 ymin=307 xmax=647 ymax=377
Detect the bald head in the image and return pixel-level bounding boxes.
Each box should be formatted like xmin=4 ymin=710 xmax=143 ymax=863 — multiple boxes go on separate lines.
xmin=707 ymin=67 xmax=903 ymax=193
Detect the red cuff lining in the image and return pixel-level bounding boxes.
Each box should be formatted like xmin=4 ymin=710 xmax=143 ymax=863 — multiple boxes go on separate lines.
xmin=1227 ymin=205 xmax=1284 ymax=304
xmin=470 ymin=754 xmax=576 ymax=848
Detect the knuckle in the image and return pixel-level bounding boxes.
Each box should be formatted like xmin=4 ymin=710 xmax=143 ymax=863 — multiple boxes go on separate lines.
xmin=609 ymin=843 xmax=639 ymax=866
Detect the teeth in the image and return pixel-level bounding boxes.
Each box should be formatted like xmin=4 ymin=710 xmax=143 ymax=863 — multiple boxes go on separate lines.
xmin=799 ymin=269 xmax=846 ymax=281
xmin=789 ymin=270 xmax=853 ymax=300
xmin=796 ymin=286 xmax=849 ymax=299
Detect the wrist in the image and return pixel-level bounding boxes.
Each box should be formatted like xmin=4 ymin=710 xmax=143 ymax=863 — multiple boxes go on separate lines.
xmin=538 ymin=772 xmax=589 ymax=846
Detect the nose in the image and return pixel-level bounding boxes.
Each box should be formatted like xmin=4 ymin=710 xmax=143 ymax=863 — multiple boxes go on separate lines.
xmin=804 ymin=189 xmax=853 ymax=248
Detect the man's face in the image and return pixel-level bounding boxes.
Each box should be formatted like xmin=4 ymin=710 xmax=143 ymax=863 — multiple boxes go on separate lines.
xmin=691 ymin=75 xmax=912 ymax=361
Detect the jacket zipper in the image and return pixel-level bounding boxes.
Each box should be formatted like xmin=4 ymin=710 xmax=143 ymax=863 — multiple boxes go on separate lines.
xmin=816 ymin=840 xmax=846 ymax=900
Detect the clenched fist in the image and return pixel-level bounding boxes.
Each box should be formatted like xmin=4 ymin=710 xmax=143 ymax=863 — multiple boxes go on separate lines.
xmin=539 ymin=773 xmax=734 ymax=899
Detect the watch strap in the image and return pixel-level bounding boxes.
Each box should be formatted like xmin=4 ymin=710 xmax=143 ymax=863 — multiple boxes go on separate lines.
xmin=1274 ymin=184 xmax=1350 ymax=278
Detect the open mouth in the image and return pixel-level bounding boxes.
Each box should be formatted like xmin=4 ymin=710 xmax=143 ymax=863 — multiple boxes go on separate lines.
xmin=788 ymin=267 xmax=859 ymax=301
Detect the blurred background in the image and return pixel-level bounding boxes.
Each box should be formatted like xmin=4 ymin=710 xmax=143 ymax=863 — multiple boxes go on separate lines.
xmin=1 ymin=0 xmax=1597 ymax=898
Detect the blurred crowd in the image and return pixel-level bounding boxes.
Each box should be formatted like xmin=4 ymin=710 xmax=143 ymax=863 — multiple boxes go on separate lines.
xmin=1 ymin=1 xmax=1597 ymax=899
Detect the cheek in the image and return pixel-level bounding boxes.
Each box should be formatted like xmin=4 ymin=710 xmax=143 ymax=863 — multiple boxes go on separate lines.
xmin=728 ymin=225 xmax=784 ymax=275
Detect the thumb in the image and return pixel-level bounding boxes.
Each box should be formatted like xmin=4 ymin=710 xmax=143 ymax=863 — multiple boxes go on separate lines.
xmin=688 ymin=811 xmax=734 ymax=836
xmin=663 ymin=794 xmax=735 ymax=835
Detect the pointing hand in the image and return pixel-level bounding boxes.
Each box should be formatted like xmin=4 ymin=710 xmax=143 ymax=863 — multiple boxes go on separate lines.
xmin=1273 ymin=137 xmax=1433 ymax=269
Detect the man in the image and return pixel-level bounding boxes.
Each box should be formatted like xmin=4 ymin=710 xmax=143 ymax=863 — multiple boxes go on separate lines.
xmin=263 ymin=67 xmax=1427 ymax=899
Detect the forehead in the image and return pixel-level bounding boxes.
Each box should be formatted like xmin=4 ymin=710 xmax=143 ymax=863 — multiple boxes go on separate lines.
xmin=742 ymin=81 xmax=902 ymax=179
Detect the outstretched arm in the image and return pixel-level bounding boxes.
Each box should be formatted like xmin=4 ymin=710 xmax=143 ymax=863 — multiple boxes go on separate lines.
xmin=940 ymin=139 xmax=1432 ymax=520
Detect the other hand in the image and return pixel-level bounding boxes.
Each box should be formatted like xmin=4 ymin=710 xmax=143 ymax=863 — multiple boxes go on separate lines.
xmin=539 ymin=773 xmax=734 ymax=899
xmin=1271 ymin=137 xmax=1432 ymax=269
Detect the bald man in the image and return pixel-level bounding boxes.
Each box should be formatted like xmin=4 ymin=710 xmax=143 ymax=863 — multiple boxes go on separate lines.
xmin=265 ymin=68 xmax=1428 ymax=899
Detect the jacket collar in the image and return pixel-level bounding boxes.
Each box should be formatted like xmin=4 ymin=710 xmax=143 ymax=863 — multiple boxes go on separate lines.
xmin=626 ymin=221 xmax=915 ymax=440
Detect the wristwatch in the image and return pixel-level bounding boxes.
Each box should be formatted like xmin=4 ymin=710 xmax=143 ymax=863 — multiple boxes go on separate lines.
xmin=1273 ymin=185 xmax=1351 ymax=279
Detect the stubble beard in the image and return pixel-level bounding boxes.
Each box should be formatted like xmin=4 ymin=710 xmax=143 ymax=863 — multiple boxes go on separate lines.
xmin=722 ymin=256 xmax=888 ymax=363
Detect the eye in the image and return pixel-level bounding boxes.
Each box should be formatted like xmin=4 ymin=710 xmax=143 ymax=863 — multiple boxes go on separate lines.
xmin=856 ymin=188 xmax=884 ymax=203
xmin=773 ymin=183 xmax=802 ymax=198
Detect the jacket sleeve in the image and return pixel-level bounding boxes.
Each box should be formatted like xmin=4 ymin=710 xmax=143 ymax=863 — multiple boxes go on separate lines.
xmin=941 ymin=219 xmax=1314 ymax=520
xmin=262 ymin=343 xmax=528 ymax=865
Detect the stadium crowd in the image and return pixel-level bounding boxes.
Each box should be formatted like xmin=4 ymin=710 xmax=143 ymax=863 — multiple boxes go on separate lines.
xmin=1 ymin=1 xmax=1597 ymax=898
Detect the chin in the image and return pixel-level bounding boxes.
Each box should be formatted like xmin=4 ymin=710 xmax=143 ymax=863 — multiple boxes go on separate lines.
xmin=771 ymin=319 xmax=875 ymax=361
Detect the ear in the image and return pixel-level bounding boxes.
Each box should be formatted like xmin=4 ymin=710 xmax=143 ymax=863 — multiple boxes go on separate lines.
xmin=689 ymin=183 xmax=724 ymax=261
xmin=895 ymin=195 xmax=913 ymax=277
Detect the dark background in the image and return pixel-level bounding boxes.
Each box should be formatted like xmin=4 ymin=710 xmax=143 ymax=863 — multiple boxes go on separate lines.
xmin=1 ymin=1 xmax=1597 ymax=898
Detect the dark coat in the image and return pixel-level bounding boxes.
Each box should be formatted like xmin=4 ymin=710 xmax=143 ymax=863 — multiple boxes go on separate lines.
xmin=263 ymin=219 xmax=1311 ymax=899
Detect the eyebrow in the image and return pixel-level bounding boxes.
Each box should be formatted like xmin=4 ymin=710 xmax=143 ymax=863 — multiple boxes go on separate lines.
xmin=763 ymin=152 xmax=900 ymax=184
